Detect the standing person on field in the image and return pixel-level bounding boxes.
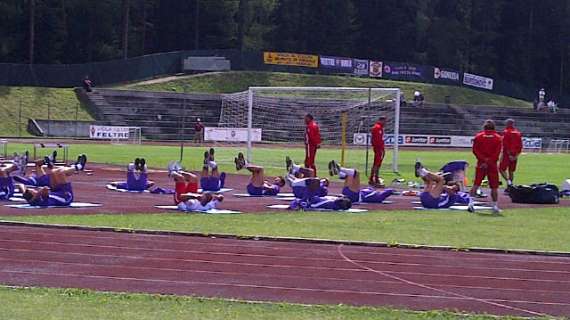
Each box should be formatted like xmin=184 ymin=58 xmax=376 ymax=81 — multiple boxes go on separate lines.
xmin=499 ymin=119 xmax=522 ymax=188
xmin=194 ymin=118 xmax=204 ymax=144
xmin=468 ymin=120 xmax=503 ymax=214
xmin=304 ymin=114 xmax=321 ymax=175
xmin=370 ymin=116 xmax=387 ymax=187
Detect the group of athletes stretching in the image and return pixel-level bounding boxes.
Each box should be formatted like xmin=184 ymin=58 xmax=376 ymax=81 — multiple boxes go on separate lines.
xmin=0 ymin=151 xmax=88 ymax=207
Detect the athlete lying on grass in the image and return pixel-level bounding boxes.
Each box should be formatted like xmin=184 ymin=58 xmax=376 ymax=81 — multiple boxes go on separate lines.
xmin=177 ymin=192 xmax=224 ymax=212
xmin=0 ymin=161 xmax=22 ymax=201
xmin=235 ymin=152 xmax=285 ymax=196
xmin=415 ymin=161 xmax=472 ymax=210
xmin=200 ymin=148 xmax=226 ymax=192
xmin=328 ymin=160 xmax=394 ymax=203
xmin=21 ymin=154 xmax=87 ymax=207
xmin=289 ymin=195 xmax=352 ymax=211
xmin=285 ymin=156 xmax=329 ymax=198
xmin=109 ymin=158 xmax=156 ymax=191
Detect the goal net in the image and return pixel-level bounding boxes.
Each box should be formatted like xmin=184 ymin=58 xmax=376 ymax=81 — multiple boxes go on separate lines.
xmin=546 ymin=139 xmax=569 ymax=153
xmin=220 ymin=87 xmax=401 ymax=173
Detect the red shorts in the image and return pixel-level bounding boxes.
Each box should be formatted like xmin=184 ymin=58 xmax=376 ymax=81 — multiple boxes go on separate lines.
xmin=304 ymin=145 xmax=318 ymax=171
xmin=474 ymin=161 xmax=499 ymax=189
xmin=174 ymin=181 xmax=198 ymax=204
xmin=499 ymin=155 xmax=517 ymax=172
xmin=373 ymin=147 xmax=385 ymax=167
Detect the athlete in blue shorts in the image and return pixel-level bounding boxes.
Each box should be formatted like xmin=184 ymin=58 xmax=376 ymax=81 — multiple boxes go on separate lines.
xmin=200 ymin=148 xmax=226 ymax=192
xmin=110 ymin=158 xmax=155 ymax=191
xmin=0 ymin=162 xmax=21 ymax=201
xmin=13 ymin=159 xmax=50 ymax=187
xmin=328 ymin=160 xmax=393 ymax=203
xmin=22 ymin=154 xmax=87 ymax=207
xmin=289 ymin=196 xmax=352 ymax=211
xmin=234 ymin=152 xmax=285 ymax=196
xmin=415 ymin=162 xmax=471 ymax=209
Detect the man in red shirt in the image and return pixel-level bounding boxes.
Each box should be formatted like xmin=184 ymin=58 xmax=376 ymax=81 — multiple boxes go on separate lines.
xmin=304 ymin=114 xmax=321 ymax=175
xmin=499 ymin=118 xmax=523 ymax=187
xmin=469 ymin=120 xmax=502 ymax=214
xmin=369 ymin=116 xmax=387 ymax=187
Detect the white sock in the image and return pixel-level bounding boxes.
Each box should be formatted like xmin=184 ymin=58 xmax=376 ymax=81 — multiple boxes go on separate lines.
xmin=419 ymin=168 xmax=429 ymax=178
xmin=209 ymin=161 xmax=218 ymax=170
xmin=291 ymin=164 xmax=301 ymax=174
xmin=74 ymin=163 xmax=84 ymax=171
xmin=142 ymin=164 xmax=148 ymax=172
xmin=507 ymin=180 xmax=512 ymax=186
xmin=340 ymin=168 xmax=355 ymax=178
xmin=339 ymin=171 xmax=347 ymax=179
xmin=128 ymin=163 xmax=136 ymax=171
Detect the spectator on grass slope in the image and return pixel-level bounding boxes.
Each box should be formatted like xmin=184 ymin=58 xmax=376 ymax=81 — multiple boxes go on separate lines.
xmin=413 ymin=91 xmax=424 ymax=107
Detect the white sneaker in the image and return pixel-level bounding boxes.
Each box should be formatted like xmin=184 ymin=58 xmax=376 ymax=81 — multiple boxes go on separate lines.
xmin=467 ymin=201 xmax=475 ymax=213
xmin=167 ymin=161 xmax=181 ymax=176
xmin=492 ymin=206 xmax=502 ymax=215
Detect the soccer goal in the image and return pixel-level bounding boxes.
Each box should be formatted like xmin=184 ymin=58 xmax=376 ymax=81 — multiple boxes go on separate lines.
xmin=220 ymin=87 xmax=401 ymax=172
xmin=546 ymin=139 xmax=570 ymax=153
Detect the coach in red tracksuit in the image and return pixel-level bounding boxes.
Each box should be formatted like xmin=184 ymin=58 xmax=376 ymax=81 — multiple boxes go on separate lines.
xmin=499 ymin=118 xmax=522 ymax=187
xmin=370 ymin=116 xmax=387 ymax=186
xmin=470 ymin=120 xmax=503 ymax=213
xmin=304 ymin=114 xmax=321 ymax=175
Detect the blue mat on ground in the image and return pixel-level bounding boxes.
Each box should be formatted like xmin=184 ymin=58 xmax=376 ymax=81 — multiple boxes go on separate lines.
xmin=198 ymin=188 xmax=233 ymax=194
xmin=154 ymin=205 xmax=241 ymax=214
xmin=266 ymin=204 xmax=368 ymax=213
xmin=5 ymin=202 xmax=102 ymax=209
xmin=413 ymin=205 xmax=493 ymax=211
xmin=276 ymin=196 xmax=393 ymax=204
xmin=106 ymin=184 xmax=174 ymax=194
xmin=233 ymin=193 xmax=295 ymax=198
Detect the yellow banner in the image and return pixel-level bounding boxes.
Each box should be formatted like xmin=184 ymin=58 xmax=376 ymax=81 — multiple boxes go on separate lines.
xmin=263 ymin=51 xmax=318 ymax=68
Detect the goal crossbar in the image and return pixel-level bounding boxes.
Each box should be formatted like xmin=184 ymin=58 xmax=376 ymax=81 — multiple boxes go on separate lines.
xmin=245 ymin=86 xmax=401 ymax=173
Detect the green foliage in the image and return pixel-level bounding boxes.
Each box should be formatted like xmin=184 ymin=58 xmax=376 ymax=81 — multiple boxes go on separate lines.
xmin=0 ymin=0 xmax=568 ymax=94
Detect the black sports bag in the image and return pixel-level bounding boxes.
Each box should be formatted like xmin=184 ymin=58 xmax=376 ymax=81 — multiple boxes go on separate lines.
xmin=508 ymin=183 xmax=560 ymax=204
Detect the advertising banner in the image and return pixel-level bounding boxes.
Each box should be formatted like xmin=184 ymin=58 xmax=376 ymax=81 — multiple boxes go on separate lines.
xmin=89 ymin=125 xmax=130 ymax=140
xmin=369 ymin=61 xmax=383 ymax=78
xmin=263 ymin=51 xmax=318 ymax=68
xmin=205 ymin=127 xmax=262 ymax=142
xmin=319 ymin=55 xmax=353 ymax=72
xmin=353 ymin=133 xmax=542 ymax=149
xmin=353 ymin=59 xmax=369 ymax=76
xmin=382 ymin=62 xmax=429 ymax=81
xmin=463 ymin=72 xmax=494 ymax=90
xmin=433 ymin=67 xmax=460 ymax=83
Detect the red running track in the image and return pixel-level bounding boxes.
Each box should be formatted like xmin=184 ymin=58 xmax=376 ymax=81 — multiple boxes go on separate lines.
xmin=0 ymin=224 xmax=569 ymax=317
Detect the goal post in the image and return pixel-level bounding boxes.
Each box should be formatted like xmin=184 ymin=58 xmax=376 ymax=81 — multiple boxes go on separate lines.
xmin=221 ymin=86 xmax=401 ymax=173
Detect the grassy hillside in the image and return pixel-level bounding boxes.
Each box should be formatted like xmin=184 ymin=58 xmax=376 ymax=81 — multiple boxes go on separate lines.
xmin=0 ymin=86 xmax=94 ymax=137
xmin=123 ymin=71 xmax=533 ymax=108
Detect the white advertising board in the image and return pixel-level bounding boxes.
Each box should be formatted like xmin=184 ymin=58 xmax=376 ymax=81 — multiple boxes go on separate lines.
xmin=205 ymin=127 xmax=262 ymax=142
xmin=89 ymin=125 xmax=130 ymax=140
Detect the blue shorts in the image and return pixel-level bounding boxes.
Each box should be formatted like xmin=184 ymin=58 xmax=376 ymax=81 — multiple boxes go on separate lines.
xmin=0 ymin=177 xmax=15 ymax=200
xmin=247 ymin=183 xmax=264 ymax=196
xmin=342 ymin=187 xmax=360 ymax=203
xmin=116 ymin=171 xmax=151 ymax=191
xmin=440 ymin=161 xmax=468 ymax=174
xmin=318 ymin=186 xmax=328 ymax=197
xmin=420 ymin=192 xmax=453 ymax=209
xmin=360 ymin=188 xmax=394 ymax=203
xmin=201 ymin=173 xmax=226 ymax=191
xmin=14 ymin=175 xmax=50 ymax=187
xmin=264 ymin=185 xmax=280 ymax=196
xmin=31 ymin=183 xmax=74 ymax=207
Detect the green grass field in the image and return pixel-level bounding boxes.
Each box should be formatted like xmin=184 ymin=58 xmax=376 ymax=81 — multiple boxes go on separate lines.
xmin=0 ymin=287 xmax=537 ymax=320
xmin=6 ymin=142 xmax=567 ymax=184
xmin=0 ymin=86 xmax=94 ymax=137
xmin=123 ymin=71 xmax=533 ymax=108
xmin=2 ymin=142 xmax=569 ymax=319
